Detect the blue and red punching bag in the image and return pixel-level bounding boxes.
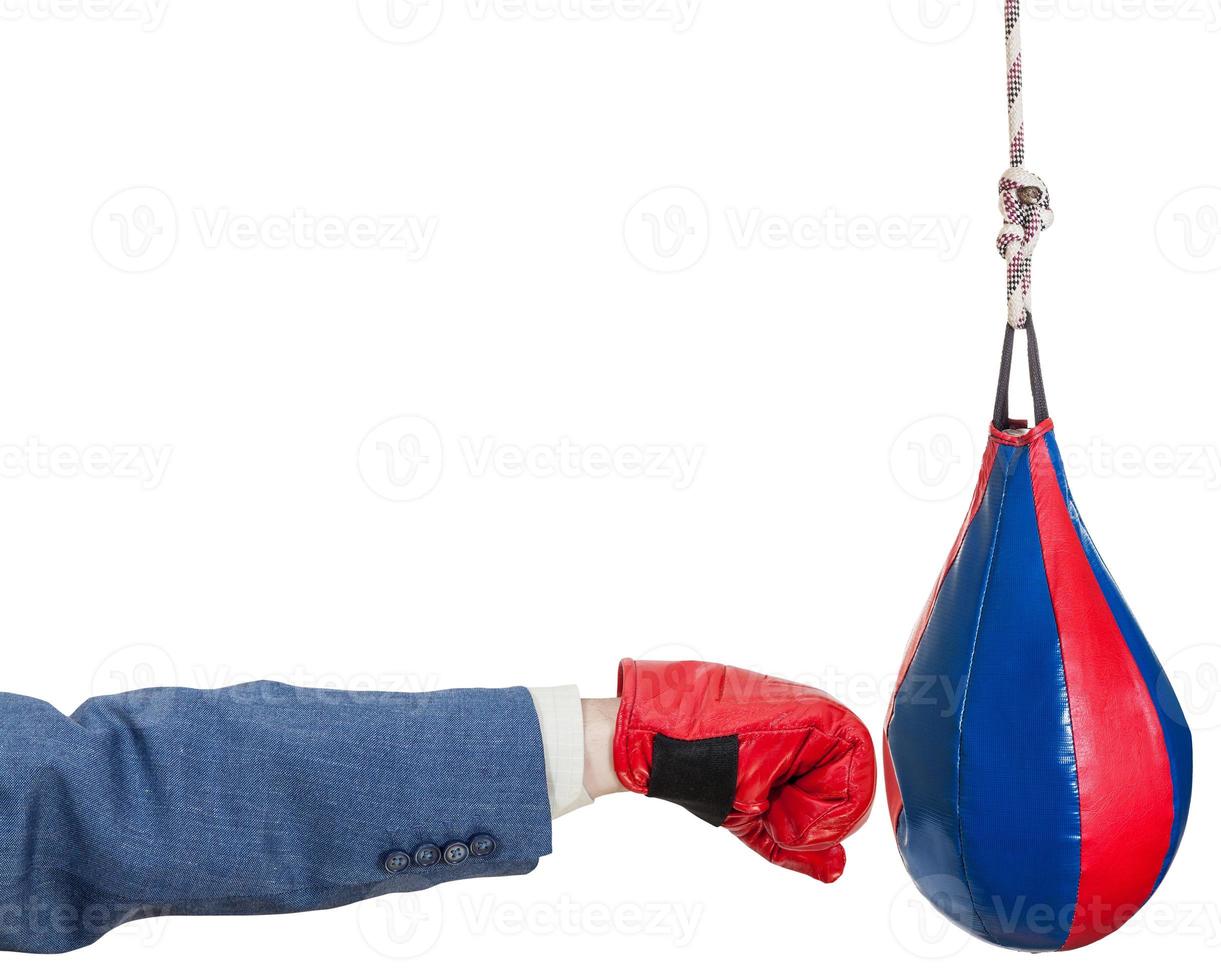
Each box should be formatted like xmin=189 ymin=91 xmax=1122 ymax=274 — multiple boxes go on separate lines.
xmin=884 ymin=319 xmax=1193 ymax=951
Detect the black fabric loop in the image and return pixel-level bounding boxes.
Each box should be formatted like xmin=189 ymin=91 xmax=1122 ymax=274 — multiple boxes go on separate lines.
xmin=647 ymin=733 xmax=739 ymax=827
xmin=992 ymin=314 xmax=1050 ymax=431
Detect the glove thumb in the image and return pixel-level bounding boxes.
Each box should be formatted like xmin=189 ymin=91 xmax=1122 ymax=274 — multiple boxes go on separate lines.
xmin=730 ymin=821 xmax=848 ymax=883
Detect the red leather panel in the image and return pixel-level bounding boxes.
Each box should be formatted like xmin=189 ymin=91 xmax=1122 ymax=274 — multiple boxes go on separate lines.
xmin=1028 ymin=436 xmax=1175 ymax=949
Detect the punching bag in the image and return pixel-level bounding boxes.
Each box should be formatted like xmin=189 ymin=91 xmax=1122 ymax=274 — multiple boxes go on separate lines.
xmin=883 ymin=319 xmax=1193 ymax=951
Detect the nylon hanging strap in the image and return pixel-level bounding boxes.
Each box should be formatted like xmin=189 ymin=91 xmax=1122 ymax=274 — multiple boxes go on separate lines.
xmin=992 ymin=315 xmax=1050 ymax=430
xmin=992 ymin=0 xmax=1053 ymax=429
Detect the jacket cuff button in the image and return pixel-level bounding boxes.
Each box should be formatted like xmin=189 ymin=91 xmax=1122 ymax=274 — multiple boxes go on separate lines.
xmin=383 ymin=850 xmax=411 ymax=874
xmin=469 ymin=834 xmax=497 ymax=857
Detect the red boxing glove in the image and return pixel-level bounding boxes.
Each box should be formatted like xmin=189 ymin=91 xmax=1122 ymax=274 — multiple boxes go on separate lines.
xmin=613 ymin=659 xmax=876 ymax=883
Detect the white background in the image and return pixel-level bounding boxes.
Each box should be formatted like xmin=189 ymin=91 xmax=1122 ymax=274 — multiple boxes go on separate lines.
xmin=1 ymin=0 xmax=1218 ymax=972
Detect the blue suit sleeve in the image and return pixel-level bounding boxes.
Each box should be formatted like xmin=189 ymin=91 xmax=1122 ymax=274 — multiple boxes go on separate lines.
xmin=0 ymin=682 xmax=553 ymax=953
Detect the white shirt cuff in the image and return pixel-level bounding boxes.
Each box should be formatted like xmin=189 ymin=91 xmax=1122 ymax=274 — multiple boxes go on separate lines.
xmin=527 ymin=685 xmax=594 ymax=819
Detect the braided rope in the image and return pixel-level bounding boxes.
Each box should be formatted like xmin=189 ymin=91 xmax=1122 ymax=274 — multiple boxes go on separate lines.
xmin=997 ymin=0 xmax=1053 ymax=329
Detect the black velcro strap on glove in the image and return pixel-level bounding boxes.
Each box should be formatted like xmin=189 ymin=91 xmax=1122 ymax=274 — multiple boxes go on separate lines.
xmin=646 ymin=733 xmax=739 ymax=826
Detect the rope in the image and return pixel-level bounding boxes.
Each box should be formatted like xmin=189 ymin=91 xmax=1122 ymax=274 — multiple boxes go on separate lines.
xmin=997 ymin=0 xmax=1053 ymax=329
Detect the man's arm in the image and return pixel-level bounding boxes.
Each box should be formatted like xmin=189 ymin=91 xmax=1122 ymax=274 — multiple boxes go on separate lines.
xmin=0 ymin=682 xmax=553 ymax=954
xmin=0 ymin=660 xmax=875 ymax=955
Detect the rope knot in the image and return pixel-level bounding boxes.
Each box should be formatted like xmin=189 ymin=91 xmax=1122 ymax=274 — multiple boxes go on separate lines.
xmin=996 ymin=166 xmax=1053 ymax=327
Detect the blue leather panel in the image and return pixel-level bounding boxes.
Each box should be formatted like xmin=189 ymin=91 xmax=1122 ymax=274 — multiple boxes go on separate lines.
xmin=958 ymin=446 xmax=1079 ymax=950
xmin=889 ymin=448 xmax=1011 ymax=940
